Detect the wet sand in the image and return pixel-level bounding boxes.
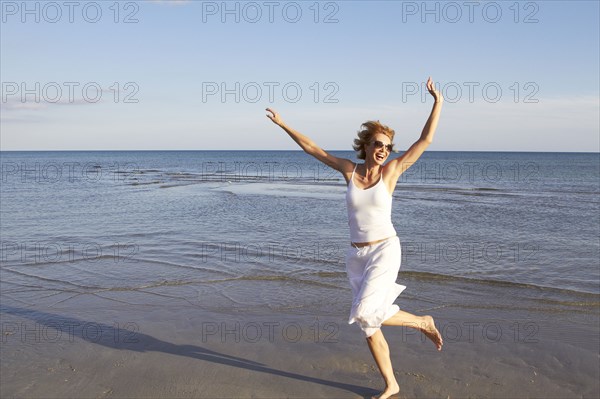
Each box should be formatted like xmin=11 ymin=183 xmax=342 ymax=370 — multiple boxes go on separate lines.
xmin=1 ymin=281 xmax=598 ymax=399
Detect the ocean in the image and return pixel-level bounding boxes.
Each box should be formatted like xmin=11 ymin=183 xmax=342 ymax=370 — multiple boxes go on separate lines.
xmin=1 ymin=150 xmax=598 ymax=317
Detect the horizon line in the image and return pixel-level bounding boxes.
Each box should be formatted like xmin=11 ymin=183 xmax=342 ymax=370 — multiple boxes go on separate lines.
xmin=1 ymin=149 xmax=599 ymax=154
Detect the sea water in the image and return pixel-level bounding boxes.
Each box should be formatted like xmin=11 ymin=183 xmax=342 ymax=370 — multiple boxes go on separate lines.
xmin=1 ymin=150 xmax=598 ymax=319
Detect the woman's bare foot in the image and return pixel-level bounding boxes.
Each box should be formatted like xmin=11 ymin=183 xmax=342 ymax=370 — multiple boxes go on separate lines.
xmin=373 ymin=382 xmax=400 ymax=399
xmin=420 ymin=315 xmax=443 ymax=350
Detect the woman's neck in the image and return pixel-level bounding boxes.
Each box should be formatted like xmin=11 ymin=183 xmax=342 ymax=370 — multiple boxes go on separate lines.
xmin=361 ymin=161 xmax=382 ymax=180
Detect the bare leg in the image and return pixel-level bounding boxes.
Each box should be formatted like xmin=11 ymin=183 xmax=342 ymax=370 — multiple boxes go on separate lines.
xmin=366 ymin=330 xmax=400 ymax=399
xmin=382 ymin=310 xmax=443 ymax=350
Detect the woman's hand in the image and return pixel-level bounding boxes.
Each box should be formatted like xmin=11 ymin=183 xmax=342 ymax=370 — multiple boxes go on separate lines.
xmin=266 ymin=108 xmax=283 ymax=126
xmin=426 ymin=77 xmax=443 ymax=103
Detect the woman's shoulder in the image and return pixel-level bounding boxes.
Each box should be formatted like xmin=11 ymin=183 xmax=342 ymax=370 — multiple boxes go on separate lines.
xmin=342 ymin=161 xmax=359 ymax=185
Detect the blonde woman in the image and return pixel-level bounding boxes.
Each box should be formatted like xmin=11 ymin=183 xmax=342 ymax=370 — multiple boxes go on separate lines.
xmin=266 ymin=77 xmax=444 ymax=399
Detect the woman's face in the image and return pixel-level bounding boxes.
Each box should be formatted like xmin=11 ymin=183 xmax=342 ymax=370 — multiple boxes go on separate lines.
xmin=365 ymin=133 xmax=392 ymax=165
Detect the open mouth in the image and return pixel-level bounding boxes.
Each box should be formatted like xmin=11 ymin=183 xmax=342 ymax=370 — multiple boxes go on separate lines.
xmin=376 ymin=153 xmax=385 ymax=161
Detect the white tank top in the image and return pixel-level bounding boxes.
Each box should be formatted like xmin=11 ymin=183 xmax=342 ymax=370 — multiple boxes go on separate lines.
xmin=346 ymin=163 xmax=397 ymax=242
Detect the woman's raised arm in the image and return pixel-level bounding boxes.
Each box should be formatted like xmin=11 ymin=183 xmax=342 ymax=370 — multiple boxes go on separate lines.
xmin=387 ymin=77 xmax=443 ymax=179
xmin=266 ymin=108 xmax=353 ymax=174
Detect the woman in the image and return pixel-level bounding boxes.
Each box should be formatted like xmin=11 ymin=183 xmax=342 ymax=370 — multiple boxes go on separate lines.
xmin=266 ymin=77 xmax=444 ymax=399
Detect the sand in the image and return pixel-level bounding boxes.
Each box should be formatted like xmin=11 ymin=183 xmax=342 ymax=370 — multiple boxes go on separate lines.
xmin=2 ymin=289 xmax=598 ymax=399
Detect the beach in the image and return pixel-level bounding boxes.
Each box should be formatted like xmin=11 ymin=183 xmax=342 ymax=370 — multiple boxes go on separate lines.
xmin=2 ymin=274 xmax=598 ymax=398
xmin=3 ymin=0 xmax=600 ymax=395
xmin=1 ymin=150 xmax=599 ymax=398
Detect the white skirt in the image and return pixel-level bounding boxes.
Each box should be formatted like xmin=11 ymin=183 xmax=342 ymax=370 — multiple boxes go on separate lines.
xmin=345 ymin=236 xmax=406 ymax=337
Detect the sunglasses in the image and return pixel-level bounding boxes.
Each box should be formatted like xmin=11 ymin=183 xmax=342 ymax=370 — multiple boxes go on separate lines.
xmin=371 ymin=140 xmax=393 ymax=152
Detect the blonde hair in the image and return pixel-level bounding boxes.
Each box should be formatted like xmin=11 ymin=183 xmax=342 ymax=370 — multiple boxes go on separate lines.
xmin=352 ymin=120 xmax=395 ymax=160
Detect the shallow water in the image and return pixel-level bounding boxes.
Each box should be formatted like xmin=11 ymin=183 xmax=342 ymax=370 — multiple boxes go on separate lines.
xmin=2 ymin=151 xmax=598 ymax=305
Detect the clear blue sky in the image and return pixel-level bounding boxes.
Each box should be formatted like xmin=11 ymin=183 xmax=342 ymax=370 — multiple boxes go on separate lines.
xmin=1 ymin=0 xmax=598 ymax=151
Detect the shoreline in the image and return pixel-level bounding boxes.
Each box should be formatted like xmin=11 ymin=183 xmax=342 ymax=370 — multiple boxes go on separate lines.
xmin=2 ymin=282 xmax=598 ymax=399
